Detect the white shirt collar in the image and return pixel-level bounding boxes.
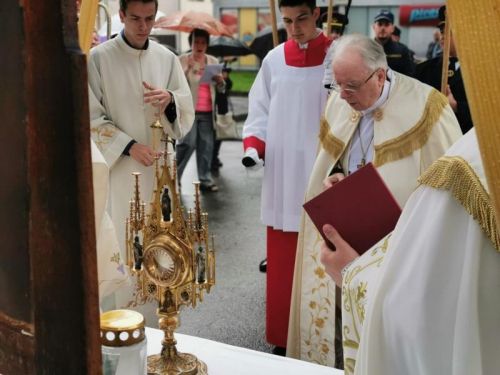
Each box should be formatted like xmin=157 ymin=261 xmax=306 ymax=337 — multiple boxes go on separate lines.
xmin=360 ymin=69 xmax=393 ymax=116
xmin=297 ymin=29 xmax=322 ymax=49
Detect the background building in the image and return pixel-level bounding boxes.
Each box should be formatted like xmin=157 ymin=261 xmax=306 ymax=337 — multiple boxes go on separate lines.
xmin=96 ymin=0 xmax=214 ymax=53
xmin=213 ymin=0 xmax=444 ymax=69
xmin=96 ymin=1 xmax=443 ymax=69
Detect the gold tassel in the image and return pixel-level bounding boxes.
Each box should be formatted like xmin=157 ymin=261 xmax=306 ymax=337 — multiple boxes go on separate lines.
xmin=419 ymin=156 xmax=500 ymax=252
xmin=319 ymin=116 xmax=345 ymax=160
xmin=374 ymin=90 xmax=448 ymax=167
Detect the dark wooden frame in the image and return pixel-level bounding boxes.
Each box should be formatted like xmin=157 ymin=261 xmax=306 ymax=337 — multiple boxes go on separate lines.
xmin=0 ymin=0 xmax=101 ymax=373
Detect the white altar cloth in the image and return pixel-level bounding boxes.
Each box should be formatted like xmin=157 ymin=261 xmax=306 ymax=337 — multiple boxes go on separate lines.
xmin=146 ymin=328 xmax=342 ymax=374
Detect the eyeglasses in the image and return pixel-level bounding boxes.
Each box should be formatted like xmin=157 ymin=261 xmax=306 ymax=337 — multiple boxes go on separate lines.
xmin=330 ymin=69 xmax=380 ymax=94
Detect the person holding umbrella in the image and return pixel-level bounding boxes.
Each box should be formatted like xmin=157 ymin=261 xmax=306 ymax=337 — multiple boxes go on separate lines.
xmin=176 ymin=29 xmax=226 ymax=192
xmin=207 ymin=36 xmax=253 ymax=58
xmin=250 ymin=23 xmax=288 ymax=61
xmin=212 ymin=66 xmax=234 ymax=174
xmin=241 ymin=0 xmax=332 ymax=355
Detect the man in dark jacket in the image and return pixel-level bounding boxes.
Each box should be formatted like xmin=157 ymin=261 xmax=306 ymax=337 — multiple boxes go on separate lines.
xmin=373 ymin=9 xmax=414 ymax=77
xmin=415 ymin=5 xmax=472 ymax=134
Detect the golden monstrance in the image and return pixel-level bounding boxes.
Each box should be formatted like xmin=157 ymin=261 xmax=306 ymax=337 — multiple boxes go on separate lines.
xmin=126 ymin=122 xmax=215 ymax=374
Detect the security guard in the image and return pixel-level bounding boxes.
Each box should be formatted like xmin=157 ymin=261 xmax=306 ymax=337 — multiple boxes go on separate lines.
xmin=415 ymin=5 xmax=473 ymax=134
xmin=373 ymin=9 xmax=415 ymax=76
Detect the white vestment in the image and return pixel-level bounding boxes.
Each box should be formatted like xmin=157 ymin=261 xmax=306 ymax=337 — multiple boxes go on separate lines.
xmin=88 ymin=34 xmax=194 ymax=316
xmin=243 ymin=43 xmax=328 ymax=231
xmin=287 ymin=72 xmax=462 ymax=365
xmin=350 ymin=129 xmax=500 ymax=375
xmin=91 ymin=140 xmax=127 ymax=300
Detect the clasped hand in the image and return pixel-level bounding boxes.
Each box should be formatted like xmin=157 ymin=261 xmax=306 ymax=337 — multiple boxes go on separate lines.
xmin=319 ymin=172 xmax=359 ymax=286
xmin=212 ymin=74 xmax=224 ymax=85
xmin=322 ymin=172 xmax=345 ymax=191
xmin=445 ymin=85 xmax=458 ymax=112
xmin=130 ymin=143 xmax=162 ymax=167
xmin=319 ymin=224 xmax=360 ymax=287
xmin=143 ymin=81 xmax=171 ymax=113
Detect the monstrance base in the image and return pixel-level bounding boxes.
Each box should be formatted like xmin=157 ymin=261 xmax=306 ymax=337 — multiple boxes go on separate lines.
xmin=147 ymin=352 xmax=208 ymax=375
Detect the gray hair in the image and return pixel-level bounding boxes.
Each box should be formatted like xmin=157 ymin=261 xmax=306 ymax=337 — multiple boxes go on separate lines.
xmin=331 ymin=34 xmax=388 ymax=72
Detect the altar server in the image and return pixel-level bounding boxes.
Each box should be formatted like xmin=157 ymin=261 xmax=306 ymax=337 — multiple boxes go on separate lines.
xmin=242 ymin=0 xmax=331 ymax=353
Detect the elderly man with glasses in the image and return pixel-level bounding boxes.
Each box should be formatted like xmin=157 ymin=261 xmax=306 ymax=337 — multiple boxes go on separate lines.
xmin=287 ymin=34 xmax=462 ymax=368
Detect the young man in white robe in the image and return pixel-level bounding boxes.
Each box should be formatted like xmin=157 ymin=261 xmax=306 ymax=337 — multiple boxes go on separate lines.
xmin=287 ymin=34 xmax=462 ymax=366
xmin=320 ymin=129 xmax=500 ymax=374
xmin=88 ymin=0 xmax=194 ymax=318
xmin=242 ymin=0 xmax=331 ymax=353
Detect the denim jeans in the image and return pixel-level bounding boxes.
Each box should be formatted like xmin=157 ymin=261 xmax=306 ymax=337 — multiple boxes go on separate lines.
xmin=176 ymin=112 xmax=214 ymax=186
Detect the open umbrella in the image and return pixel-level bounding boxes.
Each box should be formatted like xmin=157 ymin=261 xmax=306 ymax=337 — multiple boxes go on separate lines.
xmin=155 ymin=10 xmax=231 ymax=36
xmin=250 ymin=23 xmax=288 ymax=60
xmin=207 ymin=36 xmax=253 ymax=57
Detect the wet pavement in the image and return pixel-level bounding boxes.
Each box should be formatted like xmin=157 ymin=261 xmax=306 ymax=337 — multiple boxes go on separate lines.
xmin=177 ymin=139 xmax=270 ymax=353
xmin=176 ymin=112 xmax=273 ymax=353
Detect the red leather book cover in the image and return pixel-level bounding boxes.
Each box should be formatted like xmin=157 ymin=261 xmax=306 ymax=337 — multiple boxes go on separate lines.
xmin=303 ymin=163 xmax=401 ymax=254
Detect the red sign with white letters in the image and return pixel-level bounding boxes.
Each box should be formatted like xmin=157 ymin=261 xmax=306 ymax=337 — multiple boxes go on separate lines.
xmin=399 ymin=4 xmax=443 ymax=26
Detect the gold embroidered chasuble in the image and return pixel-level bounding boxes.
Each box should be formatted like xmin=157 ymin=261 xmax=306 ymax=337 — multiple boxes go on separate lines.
xmin=350 ymin=129 xmax=500 ymax=374
xmin=343 ymin=130 xmax=500 ymax=373
xmin=286 ymin=72 xmax=462 ymax=366
xmin=341 ymin=233 xmax=391 ymax=374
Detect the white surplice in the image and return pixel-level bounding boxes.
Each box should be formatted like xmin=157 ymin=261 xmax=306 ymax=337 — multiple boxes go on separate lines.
xmin=243 ymin=42 xmax=328 ymax=232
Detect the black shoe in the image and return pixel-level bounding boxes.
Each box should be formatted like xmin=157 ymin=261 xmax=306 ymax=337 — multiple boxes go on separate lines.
xmin=242 ymin=156 xmax=257 ymax=167
xmin=211 ymin=167 xmax=220 ymax=177
xmin=199 ymin=183 xmax=219 ymax=192
xmin=211 ymin=159 xmax=222 ymax=172
xmin=259 ymin=258 xmax=267 ymax=273
xmin=271 ymin=346 xmax=286 ymax=356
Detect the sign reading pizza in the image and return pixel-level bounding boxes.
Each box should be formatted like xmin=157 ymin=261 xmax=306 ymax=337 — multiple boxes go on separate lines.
xmin=399 ymin=4 xmax=443 ymax=27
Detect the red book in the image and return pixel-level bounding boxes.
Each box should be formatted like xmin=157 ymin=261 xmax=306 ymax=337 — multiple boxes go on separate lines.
xmin=303 ymin=163 xmax=401 ymax=254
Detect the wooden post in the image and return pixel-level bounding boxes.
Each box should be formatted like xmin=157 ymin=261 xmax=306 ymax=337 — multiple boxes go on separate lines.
xmin=447 ymin=0 xmax=500 ymax=229
xmin=326 ymin=0 xmax=334 ymax=38
xmin=0 ymin=0 xmax=101 ymax=373
xmin=78 ymin=0 xmax=100 ymax=54
xmin=440 ymin=4 xmax=451 ymax=94
xmin=269 ymin=0 xmax=279 ymax=47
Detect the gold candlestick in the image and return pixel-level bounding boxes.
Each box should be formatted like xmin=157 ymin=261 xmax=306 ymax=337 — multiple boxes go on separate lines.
xmin=150 ymin=119 xmax=163 ymax=153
